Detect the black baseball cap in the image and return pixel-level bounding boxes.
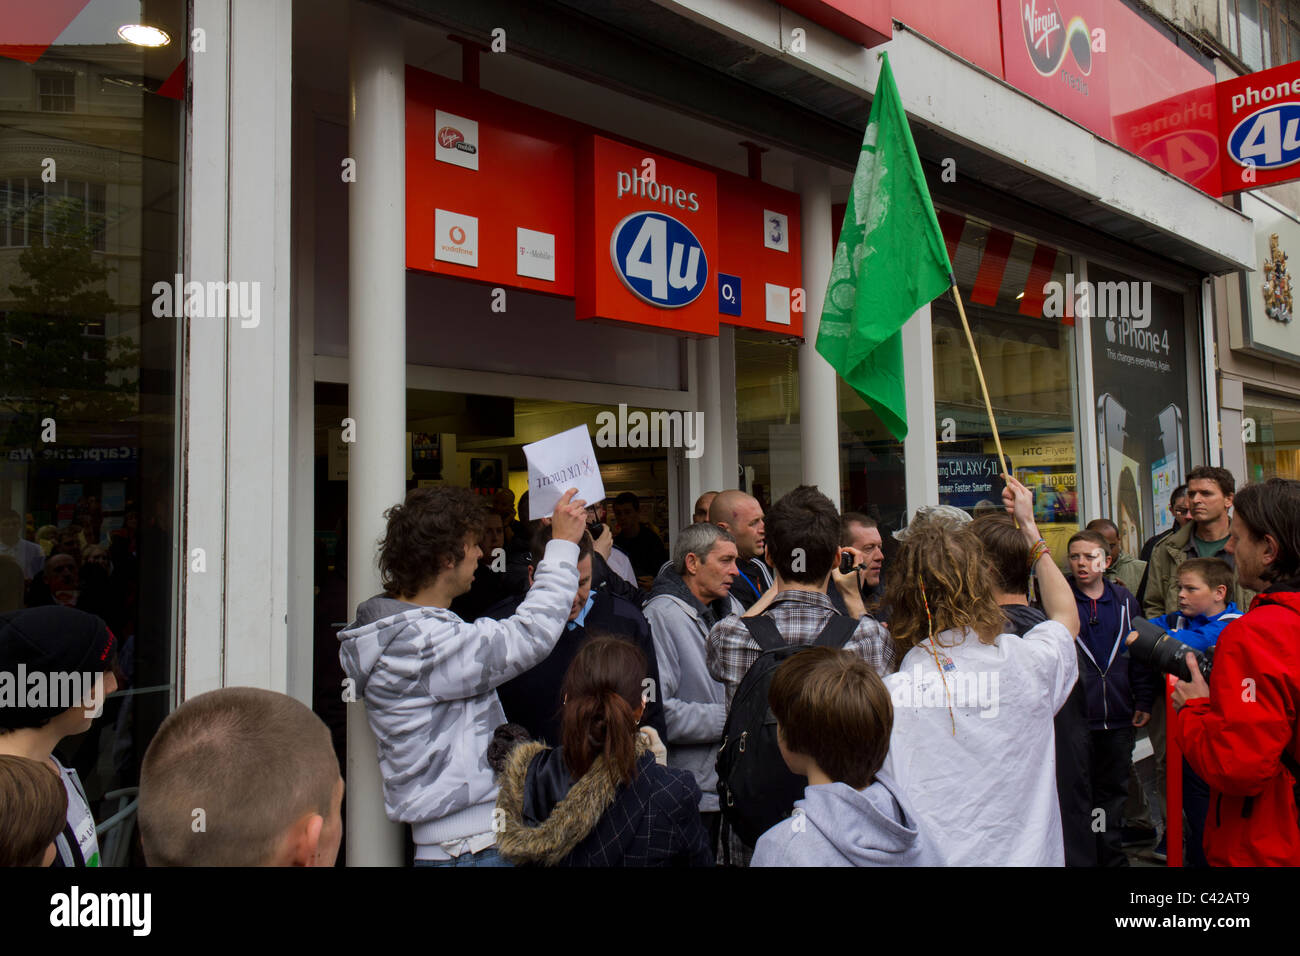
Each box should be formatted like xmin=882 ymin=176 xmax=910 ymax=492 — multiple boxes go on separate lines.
xmin=0 ymin=606 xmax=116 ymax=729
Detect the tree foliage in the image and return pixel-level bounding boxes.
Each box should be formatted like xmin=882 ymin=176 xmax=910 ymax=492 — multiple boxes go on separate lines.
xmin=0 ymin=197 xmax=138 ymax=447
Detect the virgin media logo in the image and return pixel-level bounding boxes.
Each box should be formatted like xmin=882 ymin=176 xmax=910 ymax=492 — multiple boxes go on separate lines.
xmin=437 ymin=126 xmax=476 ymax=154
xmin=1024 ymin=0 xmax=1062 ymax=62
xmin=1021 ymin=0 xmax=1095 ymax=77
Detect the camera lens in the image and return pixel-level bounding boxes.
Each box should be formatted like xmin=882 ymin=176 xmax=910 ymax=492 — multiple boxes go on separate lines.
xmin=1127 ymin=618 xmax=1211 ymax=683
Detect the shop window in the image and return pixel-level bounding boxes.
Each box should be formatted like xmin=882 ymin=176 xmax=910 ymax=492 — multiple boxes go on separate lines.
xmin=1244 ymin=394 xmax=1300 ymax=481
xmin=735 ymin=329 xmax=800 ymax=513
xmin=934 ymin=212 xmax=1080 ymax=557
xmin=1088 ymin=264 xmax=1192 ymax=552
xmin=311 ymin=386 xmax=678 ymax=753
xmin=0 ymin=5 xmax=185 ymax=866
xmin=837 ymin=380 xmax=906 ymax=538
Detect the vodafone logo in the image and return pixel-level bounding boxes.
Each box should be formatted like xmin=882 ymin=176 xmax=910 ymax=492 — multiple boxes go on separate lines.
xmin=434 ymin=209 xmax=478 ymax=267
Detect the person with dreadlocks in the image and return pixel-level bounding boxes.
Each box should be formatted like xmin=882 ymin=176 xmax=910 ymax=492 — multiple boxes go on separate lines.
xmin=880 ymin=476 xmax=1080 ymax=866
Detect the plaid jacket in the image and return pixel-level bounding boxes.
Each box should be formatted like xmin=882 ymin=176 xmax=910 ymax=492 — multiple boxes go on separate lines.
xmin=705 ymin=590 xmax=896 ymax=708
xmin=562 ymin=755 xmax=714 ymax=867
xmin=496 ymin=744 xmax=714 ymax=867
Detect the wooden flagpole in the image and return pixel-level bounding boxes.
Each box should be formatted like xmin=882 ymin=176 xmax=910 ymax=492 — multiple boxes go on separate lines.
xmin=949 ymin=279 xmax=1011 ymax=483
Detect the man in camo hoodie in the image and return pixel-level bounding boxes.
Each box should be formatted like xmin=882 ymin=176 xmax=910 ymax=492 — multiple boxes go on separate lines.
xmin=339 ymin=486 xmax=588 ymax=866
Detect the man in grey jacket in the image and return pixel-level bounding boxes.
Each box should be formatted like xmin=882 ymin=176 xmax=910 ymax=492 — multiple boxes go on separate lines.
xmin=338 ymin=485 xmax=588 ymax=866
xmin=642 ymin=522 xmax=741 ymax=850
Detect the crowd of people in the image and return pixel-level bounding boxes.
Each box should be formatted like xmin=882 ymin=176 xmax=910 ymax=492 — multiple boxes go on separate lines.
xmin=1 ymin=466 xmax=1297 ymax=868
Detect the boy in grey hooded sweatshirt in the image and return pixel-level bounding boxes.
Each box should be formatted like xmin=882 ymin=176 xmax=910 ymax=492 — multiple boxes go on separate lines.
xmin=752 ymin=647 xmax=944 ymax=867
xmin=338 ymin=486 xmax=589 ymax=864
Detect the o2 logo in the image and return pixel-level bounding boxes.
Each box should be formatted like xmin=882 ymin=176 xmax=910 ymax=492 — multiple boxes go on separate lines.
xmin=609 ymin=211 xmax=708 ymax=308
xmin=1229 ymin=103 xmax=1300 ymax=170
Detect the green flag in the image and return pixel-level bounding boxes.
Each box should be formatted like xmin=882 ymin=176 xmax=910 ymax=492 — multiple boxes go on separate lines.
xmin=815 ymin=52 xmax=953 ymax=441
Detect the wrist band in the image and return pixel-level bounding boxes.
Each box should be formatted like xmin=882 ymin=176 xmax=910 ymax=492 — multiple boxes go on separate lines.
xmin=1028 ymin=539 xmax=1049 ymax=567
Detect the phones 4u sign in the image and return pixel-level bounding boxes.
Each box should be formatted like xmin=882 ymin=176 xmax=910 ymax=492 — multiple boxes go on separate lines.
xmin=1217 ymin=61 xmax=1300 ymax=193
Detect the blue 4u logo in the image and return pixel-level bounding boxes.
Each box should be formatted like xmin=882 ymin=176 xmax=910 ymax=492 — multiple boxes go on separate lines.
xmin=610 ymin=211 xmax=708 ymax=308
xmin=1229 ymin=102 xmax=1300 ymax=170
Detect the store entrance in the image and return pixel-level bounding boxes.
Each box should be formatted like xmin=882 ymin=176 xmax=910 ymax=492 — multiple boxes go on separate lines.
xmin=308 ymin=381 xmax=674 ymax=799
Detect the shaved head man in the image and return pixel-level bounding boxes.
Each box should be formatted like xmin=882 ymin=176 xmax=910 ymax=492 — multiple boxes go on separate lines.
xmin=709 ymin=490 xmax=771 ymax=610
xmin=693 ymin=491 xmax=719 ymax=524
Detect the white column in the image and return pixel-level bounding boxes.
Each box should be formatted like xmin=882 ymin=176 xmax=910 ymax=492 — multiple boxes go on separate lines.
xmin=697 ymin=335 xmax=726 ymax=494
xmin=182 ymin=0 xmax=232 ymax=699
xmin=289 ymin=87 xmax=317 ymax=706
xmin=1219 ymin=378 xmax=1246 ymax=487
xmin=794 ymin=160 xmax=841 ymax=502
xmin=718 ymin=325 xmax=740 ymax=490
xmin=901 ymin=304 xmax=939 ymax=518
xmin=1074 ymin=259 xmax=1102 ymax=522
xmin=684 ymin=338 xmax=702 ymax=526
xmin=1202 ymin=278 xmax=1224 ymax=468
xmin=183 ymin=0 xmax=293 ymax=697
xmin=346 ymin=0 xmax=406 ymax=866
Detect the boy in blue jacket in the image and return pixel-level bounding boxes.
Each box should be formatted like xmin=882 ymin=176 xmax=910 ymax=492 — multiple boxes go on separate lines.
xmin=1148 ymin=557 xmax=1240 ymax=866
xmin=1149 ymin=558 xmax=1242 ymax=650
xmin=1067 ymin=530 xmax=1157 ymax=867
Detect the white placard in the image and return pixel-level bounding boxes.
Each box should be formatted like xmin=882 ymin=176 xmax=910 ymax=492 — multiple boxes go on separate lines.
xmin=435 ymin=110 xmax=479 ymax=170
xmin=522 ymin=425 xmax=606 ymax=520
xmin=765 ymin=283 xmax=791 ymax=325
xmin=763 ymin=209 xmax=789 ymax=252
xmin=516 ymin=227 xmax=556 ymax=281
xmin=435 ymin=209 xmax=478 ymax=267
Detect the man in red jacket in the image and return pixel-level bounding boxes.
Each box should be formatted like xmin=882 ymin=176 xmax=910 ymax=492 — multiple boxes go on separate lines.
xmin=1172 ymin=477 xmax=1300 ymax=866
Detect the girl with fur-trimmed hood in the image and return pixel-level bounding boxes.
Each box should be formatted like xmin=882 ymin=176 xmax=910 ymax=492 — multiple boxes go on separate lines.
xmin=492 ymin=636 xmax=713 ymax=867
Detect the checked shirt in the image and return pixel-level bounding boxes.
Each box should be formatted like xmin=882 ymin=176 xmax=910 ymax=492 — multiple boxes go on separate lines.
xmin=705 ymin=589 xmax=896 ymax=708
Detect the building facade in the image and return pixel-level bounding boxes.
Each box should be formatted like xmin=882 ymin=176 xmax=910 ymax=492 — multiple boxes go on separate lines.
xmin=3 ymin=0 xmax=1292 ymax=864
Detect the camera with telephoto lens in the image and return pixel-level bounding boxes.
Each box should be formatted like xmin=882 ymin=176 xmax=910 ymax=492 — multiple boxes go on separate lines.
xmin=1127 ymin=618 xmax=1214 ymax=683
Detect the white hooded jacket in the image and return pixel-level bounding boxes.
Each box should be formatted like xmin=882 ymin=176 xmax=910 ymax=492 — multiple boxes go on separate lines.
xmin=337 ymin=539 xmax=579 ymax=851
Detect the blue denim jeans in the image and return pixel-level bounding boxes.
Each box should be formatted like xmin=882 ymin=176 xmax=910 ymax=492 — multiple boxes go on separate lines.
xmin=414 ymin=847 xmax=510 ymax=868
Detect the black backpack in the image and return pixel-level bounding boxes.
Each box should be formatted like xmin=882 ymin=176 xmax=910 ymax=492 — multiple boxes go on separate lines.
xmin=715 ymin=612 xmax=858 ymax=848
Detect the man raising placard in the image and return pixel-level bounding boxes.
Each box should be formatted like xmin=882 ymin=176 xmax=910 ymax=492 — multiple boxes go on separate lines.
xmin=339 ymin=486 xmax=587 ymax=867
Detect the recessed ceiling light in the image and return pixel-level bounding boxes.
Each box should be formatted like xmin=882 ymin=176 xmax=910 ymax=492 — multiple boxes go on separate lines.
xmin=117 ymin=24 xmax=171 ymax=47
